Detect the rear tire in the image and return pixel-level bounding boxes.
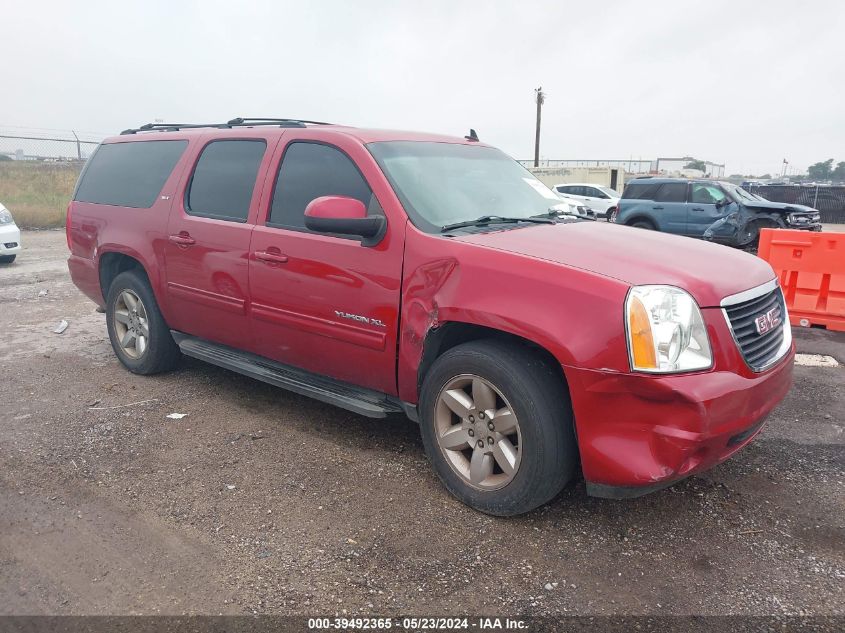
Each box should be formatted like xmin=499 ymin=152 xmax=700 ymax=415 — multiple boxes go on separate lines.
xmin=631 ymin=220 xmax=655 ymax=230
xmin=0 ymin=254 xmax=16 ymax=264
xmin=105 ymin=269 xmax=181 ymax=375
xmin=419 ymin=340 xmax=577 ymax=516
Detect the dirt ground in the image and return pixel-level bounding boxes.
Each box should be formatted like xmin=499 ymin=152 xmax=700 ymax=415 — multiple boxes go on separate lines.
xmin=1 ymin=230 xmax=843 ymax=617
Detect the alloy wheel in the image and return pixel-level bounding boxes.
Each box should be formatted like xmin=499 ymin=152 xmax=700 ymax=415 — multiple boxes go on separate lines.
xmin=434 ymin=374 xmax=522 ymax=490
xmin=113 ymin=289 xmax=149 ymax=359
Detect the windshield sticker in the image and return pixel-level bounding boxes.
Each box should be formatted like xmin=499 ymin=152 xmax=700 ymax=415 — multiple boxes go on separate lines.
xmin=523 ymin=177 xmax=560 ymax=200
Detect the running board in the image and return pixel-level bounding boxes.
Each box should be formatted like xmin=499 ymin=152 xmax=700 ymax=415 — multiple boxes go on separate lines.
xmin=172 ymin=332 xmax=404 ymax=419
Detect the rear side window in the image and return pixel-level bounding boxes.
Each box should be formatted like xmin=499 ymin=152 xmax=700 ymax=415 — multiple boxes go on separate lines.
xmin=187 ymin=140 xmax=267 ymax=222
xmin=654 ymin=183 xmax=687 ymax=202
xmin=268 ymin=142 xmax=375 ymax=231
xmin=74 ymin=140 xmax=187 ymax=208
xmin=623 ymin=182 xmax=661 ymax=200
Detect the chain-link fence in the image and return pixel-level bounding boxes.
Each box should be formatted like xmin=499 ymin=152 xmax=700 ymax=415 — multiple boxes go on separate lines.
xmin=0 ymin=128 xmax=104 ymax=162
xmin=0 ymin=128 xmax=107 ymax=228
xmin=746 ymin=185 xmax=845 ymax=224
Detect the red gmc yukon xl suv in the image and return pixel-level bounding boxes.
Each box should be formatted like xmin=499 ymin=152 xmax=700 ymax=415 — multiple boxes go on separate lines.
xmin=67 ymin=118 xmax=794 ymax=515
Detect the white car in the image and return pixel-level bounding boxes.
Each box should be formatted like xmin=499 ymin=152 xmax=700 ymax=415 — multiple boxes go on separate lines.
xmin=0 ymin=203 xmax=22 ymax=263
xmin=553 ymin=183 xmax=620 ymax=219
xmin=552 ymin=196 xmax=594 ymax=219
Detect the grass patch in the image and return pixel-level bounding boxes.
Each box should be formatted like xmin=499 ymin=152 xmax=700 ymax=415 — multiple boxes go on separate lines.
xmin=0 ymin=162 xmax=82 ymax=228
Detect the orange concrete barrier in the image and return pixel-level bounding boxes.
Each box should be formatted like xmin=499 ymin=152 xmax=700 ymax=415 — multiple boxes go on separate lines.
xmin=758 ymin=228 xmax=845 ymax=332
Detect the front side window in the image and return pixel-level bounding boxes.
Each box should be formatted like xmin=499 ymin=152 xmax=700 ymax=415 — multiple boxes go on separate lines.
xmin=368 ymin=141 xmax=564 ymax=233
xmin=75 ymin=140 xmax=188 ymax=208
xmin=187 ymin=140 xmax=267 ymax=222
xmin=269 ymin=142 xmax=375 ymax=231
xmin=586 ymin=186 xmax=609 ymax=199
xmin=690 ymin=183 xmax=727 ymax=205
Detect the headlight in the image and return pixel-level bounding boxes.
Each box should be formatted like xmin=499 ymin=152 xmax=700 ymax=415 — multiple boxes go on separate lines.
xmin=0 ymin=206 xmax=13 ymax=225
xmin=625 ymin=285 xmax=712 ymax=373
xmin=787 ymin=213 xmax=807 ymax=224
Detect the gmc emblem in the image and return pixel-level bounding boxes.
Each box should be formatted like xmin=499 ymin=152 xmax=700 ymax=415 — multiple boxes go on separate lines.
xmin=755 ymin=307 xmax=782 ymax=335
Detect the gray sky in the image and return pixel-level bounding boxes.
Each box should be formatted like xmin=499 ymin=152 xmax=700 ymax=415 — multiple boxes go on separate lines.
xmin=3 ymin=0 xmax=843 ymax=175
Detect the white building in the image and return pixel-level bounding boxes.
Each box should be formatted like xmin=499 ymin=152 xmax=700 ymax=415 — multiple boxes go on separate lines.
xmin=521 ymin=157 xmax=726 ymax=179
xmin=653 ymin=157 xmax=725 ymax=178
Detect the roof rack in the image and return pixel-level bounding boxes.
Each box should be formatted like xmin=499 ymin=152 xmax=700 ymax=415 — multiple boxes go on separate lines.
xmin=120 ymin=117 xmax=333 ymax=135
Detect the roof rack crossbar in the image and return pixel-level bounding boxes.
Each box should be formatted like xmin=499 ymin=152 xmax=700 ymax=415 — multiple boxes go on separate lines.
xmin=120 ymin=117 xmax=333 ymax=135
xmin=227 ymin=117 xmax=332 ymax=126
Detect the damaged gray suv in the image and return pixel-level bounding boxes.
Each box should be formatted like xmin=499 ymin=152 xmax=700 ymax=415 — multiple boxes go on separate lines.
xmin=612 ymin=178 xmax=822 ymax=248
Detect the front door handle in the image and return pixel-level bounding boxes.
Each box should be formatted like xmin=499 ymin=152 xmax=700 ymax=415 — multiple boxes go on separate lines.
xmin=254 ymin=250 xmax=289 ymax=264
xmin=168 ymin=233 xmax=196 ymax=246
xmin=691 ymin=207 xmax=705 ymax=212
xmin=652 ymin=205 xmax=664 ymax=210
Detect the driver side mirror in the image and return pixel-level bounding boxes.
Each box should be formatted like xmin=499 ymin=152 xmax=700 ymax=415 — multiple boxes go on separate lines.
xmin=304 ymin=196 xmax=386 ymax=246
xmin=715 ymin=198 xmax=732 ymax=208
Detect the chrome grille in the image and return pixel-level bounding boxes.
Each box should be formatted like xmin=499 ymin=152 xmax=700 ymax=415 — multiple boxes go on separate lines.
xmin=723 ymin=284 xmax=789 ymax=372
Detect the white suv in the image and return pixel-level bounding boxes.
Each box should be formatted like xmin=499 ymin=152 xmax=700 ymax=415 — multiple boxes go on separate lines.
xmin=0 ymin=203 xmax=21 ymax=263
xmin=553 ymin=183 xmax=620 ymax=219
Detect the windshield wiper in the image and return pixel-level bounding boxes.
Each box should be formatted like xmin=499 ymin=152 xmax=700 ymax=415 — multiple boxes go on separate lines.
xmin=532 ymin=206 xmax=595 ymax=221
xmin=440 ymin=215 xmax=554 ymax=232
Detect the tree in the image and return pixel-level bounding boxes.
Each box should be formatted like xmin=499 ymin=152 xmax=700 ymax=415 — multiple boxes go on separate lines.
xmin=807 ymin=159 xmax=834 ymax=180
xmin=684 ymin=159 xmax=706 ymax=171
xmin=832 ymin=161 xmax=845 ymax=182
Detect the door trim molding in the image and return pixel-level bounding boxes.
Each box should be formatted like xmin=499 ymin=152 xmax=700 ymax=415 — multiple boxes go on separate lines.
xmin=251 ymin=302 xmax=387 ymax=351
xmin=167 ymin=282 xmax=247 ymax=315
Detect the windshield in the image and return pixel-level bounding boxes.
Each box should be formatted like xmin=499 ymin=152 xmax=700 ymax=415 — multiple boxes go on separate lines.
xmin=368 ymin=141 xmax=564 ymax=233
xmin=724 ymin=183 xmax=766 ymax=203
xmin=597 ymin=186 xmax=620 ymax=198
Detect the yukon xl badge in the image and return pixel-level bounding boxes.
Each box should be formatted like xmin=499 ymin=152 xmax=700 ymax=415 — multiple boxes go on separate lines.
xmin=335 ymin=310 xmax=387 ymax=328
xmin=754 ymin=307 xmax=781 ymax=335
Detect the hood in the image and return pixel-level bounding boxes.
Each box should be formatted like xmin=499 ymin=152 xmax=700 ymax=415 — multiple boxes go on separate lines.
xmin=456 ymin=221 xmax=775 ymax=307
xmin=743 ymin=199 xmax=816 ymax=213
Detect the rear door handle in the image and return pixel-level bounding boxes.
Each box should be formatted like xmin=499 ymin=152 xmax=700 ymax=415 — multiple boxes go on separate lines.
xmin=254 ymin=250 xmax=289 ymax=264
xmin=168 ymin=233 xmax=196 ymax=246
xmin=652 ymin=206 xmax=664 ymax=210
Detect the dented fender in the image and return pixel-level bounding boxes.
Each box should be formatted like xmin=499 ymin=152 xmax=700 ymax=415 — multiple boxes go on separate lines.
xmin=396 ymin=225 xmax=631 ymax=404
xmin=702 ymin=209 xmax=787 ymax=246
xmin=702 ymin=201 xmax=822 ymax=246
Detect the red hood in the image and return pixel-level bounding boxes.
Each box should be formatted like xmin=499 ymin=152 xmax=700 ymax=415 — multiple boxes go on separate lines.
xmin=456 ymin=221 xmax=776 ymax=307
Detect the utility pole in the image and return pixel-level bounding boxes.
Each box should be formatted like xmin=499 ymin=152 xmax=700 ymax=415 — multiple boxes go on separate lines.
xmin=71 ymin=130 xmax=81 ymax=160
xmin=534 ymin=86 xmax=545 ymax=168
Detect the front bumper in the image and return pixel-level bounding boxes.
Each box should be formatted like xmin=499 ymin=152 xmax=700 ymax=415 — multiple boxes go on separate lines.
xmin=785 ymin=222 xmax=822 ymax=232
xmin=0 ymin=223 xmax=22 ymax=255
xmin=565 ymin=314 xmax=794 ymax=496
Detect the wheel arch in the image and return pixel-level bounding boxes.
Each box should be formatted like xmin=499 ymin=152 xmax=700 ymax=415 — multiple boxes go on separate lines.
xmin=625 ymin=214 xmax=656 ymax=228
xmin=98 ymin=251 xmax=151 ymax=299
xmin=417 ymin=321 xmax=570 ymax=404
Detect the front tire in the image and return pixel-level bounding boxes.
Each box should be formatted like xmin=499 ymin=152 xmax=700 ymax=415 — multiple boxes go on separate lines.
xmin=419 ymin=340 xmax=577 ymax=516
xmin=105 ymin=269 xmax=181 ymax=375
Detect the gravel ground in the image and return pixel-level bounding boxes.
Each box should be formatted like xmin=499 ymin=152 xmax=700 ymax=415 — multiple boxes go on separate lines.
xmin=1 ymin=230 xmax=843 ymax=617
